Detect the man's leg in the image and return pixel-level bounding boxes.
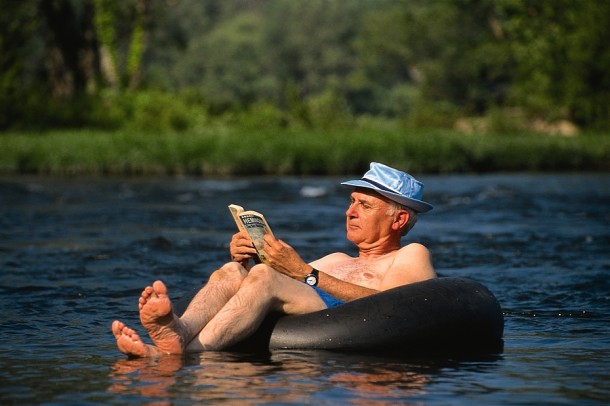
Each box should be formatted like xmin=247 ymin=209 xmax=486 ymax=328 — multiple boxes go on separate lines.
xmin=179 ymin=262 xmax=248 ymax=345
xmin=113 ymin=262 xmax=247 ymax=356
xmin=186 ymin=264 xmax=327 ymax=351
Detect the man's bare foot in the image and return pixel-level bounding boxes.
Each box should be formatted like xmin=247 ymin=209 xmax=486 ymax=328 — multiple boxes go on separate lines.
xmin=138 ymin=280 xmax=186 ymax=355
xmin=112 ymin=320 xmax=163 ymax=357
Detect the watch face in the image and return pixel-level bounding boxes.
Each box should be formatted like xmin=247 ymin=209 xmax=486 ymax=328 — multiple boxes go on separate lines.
xmin=305 ymin=275 xmax=317 ymax=286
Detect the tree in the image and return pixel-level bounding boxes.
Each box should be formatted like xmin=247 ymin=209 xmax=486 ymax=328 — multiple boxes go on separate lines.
xmin=0 ymin=2 xmax=38 ymax=128
xmin=499 ymin=0 xmax=610 ymax=127
xmin=355 ymin=0 xmax=513 ymax=118
xmin=184 ymin=12 xmax=272 ymax=110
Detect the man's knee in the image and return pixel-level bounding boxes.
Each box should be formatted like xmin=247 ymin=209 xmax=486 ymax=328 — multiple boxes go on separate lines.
xmin=242 ymin=264 xmax=275 ymax=289
xmin=246 ymin=264 xmax=325 ymax=314
xmin=209 ymin=262 xmax=248 ymax=284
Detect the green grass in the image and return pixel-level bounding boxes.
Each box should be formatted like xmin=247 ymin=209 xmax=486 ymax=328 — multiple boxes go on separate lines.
xmin=0 ymin=128 xmax=608 ymax=176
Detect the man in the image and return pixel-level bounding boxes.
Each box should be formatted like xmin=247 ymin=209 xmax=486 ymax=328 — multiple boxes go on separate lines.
xmin=112 ymin=162 xmax=436 ymax=357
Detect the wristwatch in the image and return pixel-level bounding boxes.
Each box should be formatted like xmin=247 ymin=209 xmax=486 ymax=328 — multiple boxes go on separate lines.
xmin=304 ymin=268 xmax=319 ymax=286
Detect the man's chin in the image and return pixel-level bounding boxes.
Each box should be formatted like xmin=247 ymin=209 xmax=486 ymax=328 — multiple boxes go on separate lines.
xmin=346 ymin=229 xmax=360 ymax=243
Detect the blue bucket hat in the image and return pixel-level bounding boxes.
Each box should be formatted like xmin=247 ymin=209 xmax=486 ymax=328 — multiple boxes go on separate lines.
xmin=341 ymin=162 xmax=433 ymax=213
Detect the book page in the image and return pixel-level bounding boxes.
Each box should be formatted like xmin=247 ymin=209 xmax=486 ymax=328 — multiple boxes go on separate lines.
xmin=229 ymin=204 xmax=274 ymax=264
xmin=228 ymin=204 xmax=246 ymax=232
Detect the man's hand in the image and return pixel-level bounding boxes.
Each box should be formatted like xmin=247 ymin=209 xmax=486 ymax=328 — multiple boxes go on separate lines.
xmin=229 ymin=230 xmax=257 ymax=267
xmin=262 ymin=234 xmax=310 ymax=280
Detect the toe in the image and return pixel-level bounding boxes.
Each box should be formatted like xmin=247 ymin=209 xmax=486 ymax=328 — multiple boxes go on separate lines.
xmin=112 ymin=320 xmax=125 ymax=337
xmin=153 ymin=280 xmax=167 ymax=295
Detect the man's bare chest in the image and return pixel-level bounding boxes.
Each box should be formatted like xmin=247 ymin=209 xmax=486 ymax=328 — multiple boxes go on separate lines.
xmin=327 ymin=258 xmax=392 ymax=289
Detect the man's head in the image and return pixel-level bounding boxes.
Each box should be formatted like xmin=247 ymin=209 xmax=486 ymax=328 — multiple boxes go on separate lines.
xmin=341 ymin=163 xmax=432 ymax=242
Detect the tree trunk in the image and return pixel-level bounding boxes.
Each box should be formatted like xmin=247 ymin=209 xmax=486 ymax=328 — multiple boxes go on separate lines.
xmin=39 ymin=0 xmax=98 ymax=99
xmin=127 ymin=0 xmax=152 ymax=90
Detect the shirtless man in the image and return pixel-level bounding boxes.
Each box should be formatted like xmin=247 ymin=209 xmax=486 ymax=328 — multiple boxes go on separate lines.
xmin=112 ymin=162 xmax=436 ymax=357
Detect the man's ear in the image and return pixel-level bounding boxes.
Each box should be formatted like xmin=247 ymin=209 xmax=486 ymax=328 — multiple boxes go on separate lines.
xmin=393 ymin=210 xmax=410 ymax=231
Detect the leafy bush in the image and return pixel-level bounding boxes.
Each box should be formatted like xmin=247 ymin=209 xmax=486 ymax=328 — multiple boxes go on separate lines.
xmin=125 ymin=90 xmax=208 ymax=132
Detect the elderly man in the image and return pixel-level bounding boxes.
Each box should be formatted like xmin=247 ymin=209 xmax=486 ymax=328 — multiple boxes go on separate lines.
xmin=112 ymin=162 xmax=436 ymax=357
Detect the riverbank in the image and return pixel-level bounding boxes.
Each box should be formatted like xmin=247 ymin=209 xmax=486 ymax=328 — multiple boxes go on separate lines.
xmin=1 ymin=128 xmax=608 ymax=176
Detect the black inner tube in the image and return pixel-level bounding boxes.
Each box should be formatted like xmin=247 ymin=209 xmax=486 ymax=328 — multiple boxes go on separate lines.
xmin=175 ymin=277 xmax=504 ymax=355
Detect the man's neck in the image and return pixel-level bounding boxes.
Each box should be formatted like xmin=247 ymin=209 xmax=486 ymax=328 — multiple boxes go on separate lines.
xmin=357 ymin=241 xmax=401 ymax=260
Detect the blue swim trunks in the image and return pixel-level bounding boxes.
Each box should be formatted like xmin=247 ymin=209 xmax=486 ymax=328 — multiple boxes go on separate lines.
xmin=310 ymin=285 xmax=345 ymax=308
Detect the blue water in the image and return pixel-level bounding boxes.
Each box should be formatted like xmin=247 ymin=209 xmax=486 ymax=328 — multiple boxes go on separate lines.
xmin=1 ymin=173 xmax=608 ymax=404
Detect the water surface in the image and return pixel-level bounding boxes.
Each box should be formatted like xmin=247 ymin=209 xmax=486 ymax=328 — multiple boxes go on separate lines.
xmin=1 ymin=173 xmax=608 ymax=404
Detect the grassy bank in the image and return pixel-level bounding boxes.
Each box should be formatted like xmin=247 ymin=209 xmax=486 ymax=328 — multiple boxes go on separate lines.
xmin=1 ymin=128 xmax=608 ymax=176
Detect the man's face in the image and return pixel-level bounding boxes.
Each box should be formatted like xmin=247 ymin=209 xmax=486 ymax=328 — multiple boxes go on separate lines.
xmin=345 ymin=188 xmax=395 ymax=246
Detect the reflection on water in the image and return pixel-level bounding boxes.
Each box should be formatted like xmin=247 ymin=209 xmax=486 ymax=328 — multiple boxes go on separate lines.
xmin=108 ymin=350 xmax=467 ymax=404
xmin=110 ymin=357 xmax=183 ymax=404
xmin=0 ymin=173 xmax=609 ymax=404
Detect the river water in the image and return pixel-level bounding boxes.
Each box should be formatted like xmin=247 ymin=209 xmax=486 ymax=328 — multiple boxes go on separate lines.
xmin=0 ymin=173 xmax=608 ymax=405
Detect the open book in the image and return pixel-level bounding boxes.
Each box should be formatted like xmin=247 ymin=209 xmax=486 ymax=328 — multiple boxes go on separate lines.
xmin=228 ymin=204 xmax=274 ymax=264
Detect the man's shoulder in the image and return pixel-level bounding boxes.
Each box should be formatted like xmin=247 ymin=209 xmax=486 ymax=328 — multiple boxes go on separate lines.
xmin=398 ymin=242 xmax=429 ymax=253
xmin=393 ymin=242 xmax=431 ymax=264
xmin=380 ymin=242 xmax=435 ymax=288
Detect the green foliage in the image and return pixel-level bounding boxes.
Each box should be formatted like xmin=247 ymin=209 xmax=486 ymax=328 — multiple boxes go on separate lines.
xmin=220 ymin=103 xmax=286 ymax=130
xmin=186 ymin=12 xmax=274 ymax=111
xmin=1 ymin=0 xmax=608 ymax=133
xmin=1 ymin=128 xmax=608 ymax=176
xmin=0 ymin=2 xmax=38 ymax=129
xmin=263 ymin=0 xmax=362 ymax=97
xmin=126 ymin=0 xmax=147 ymax=88
xmin=298 ymin=89 xmax=355 ymax=130
xmin=498 ymin=0 xmax=610 ymax=128
xmin=125 ymin=90 xmax=209 ymax=132
xmin=93 ymin=0 xmax=119 ymax=82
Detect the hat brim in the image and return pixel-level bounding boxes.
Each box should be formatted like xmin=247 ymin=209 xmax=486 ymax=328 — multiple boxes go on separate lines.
xmin=341 ymin=180 xmax=433 ymax=213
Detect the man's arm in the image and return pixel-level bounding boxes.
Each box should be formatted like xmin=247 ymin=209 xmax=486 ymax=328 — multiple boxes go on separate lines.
xmin=263 ymin=234 xmax=435 ymax=301
xmin=309 ymin=269 xmax=378 ymax=302
xmin=261 ymin=235 xmax=374 ymax=301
